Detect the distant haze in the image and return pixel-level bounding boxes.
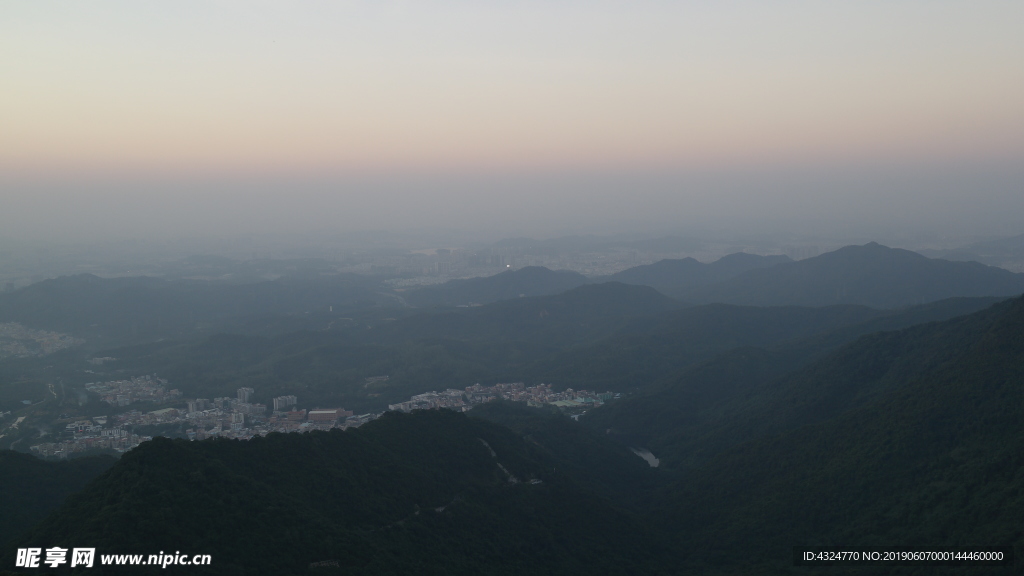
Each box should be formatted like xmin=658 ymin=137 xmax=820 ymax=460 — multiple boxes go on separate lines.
xmin=1 ymin=2 xmax=1022 ymax=243
xmin=2 ymin=164 xmax=1021 ymax=244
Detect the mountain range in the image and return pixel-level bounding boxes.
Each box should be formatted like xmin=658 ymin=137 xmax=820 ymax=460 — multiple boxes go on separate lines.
xmin=605 ymin=252 xmax=791 ymax=295
xmin=676 ymin=242 xmax=1024 ymax=308
xmin=0 ymin=273 xmax=396 ymax=347
xmin=3 ymin=241 xmax=1024 ymax=573
xmin=7 ymin=293 xmax=1024 ymax=573
xmin=413 ymin=243 xmax=1024 ymax=310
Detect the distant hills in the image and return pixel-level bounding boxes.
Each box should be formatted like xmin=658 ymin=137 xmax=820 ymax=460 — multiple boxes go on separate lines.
xmin=606 ymin=252 xmax=791 ymax=296
xmin=383 ymin=282 xmax=679 ymax=347
xmin=604 ymin=243 xmax=1024 ymax=307
xmin=676 ymin=242 xmax=1024 ymax=308
xmin=920 ymin=232 xmax=1024 ymax=270
xmin=86 ymin=283 xmax=682 ymax=411
xmin=555 ymin=295 xmax=1004 ymax=411
xmin=4 ymin=244 xmax=1021 ymax=352
xmin=487 ymin=234 xmax=704 ymax=255
xmin=0 ymin=273 xmax=396 ymax=346
xmin=403 ymin=266 xmax=589 ymax=307
xmin=531 ymin=302 xmax=884 ymax=392
xmin=95 ymin=287 xmax=1002 ymax=415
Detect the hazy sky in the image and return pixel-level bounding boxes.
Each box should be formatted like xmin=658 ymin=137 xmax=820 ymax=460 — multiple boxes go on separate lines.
xmin=2 ymin=1 xmax=1022 ymax=242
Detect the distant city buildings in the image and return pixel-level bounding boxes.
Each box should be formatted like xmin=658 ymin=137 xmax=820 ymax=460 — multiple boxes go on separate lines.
xmin=273 ymin=395 xmax=297 ymax=411
xmin=0 ymin=322 xmax=84 ymax=359
xmin=32 ymin=377 xmax=618 ymax=459
xmin=388 ymin=382 xmax=616 ymax=414
xmin=307 ymin=408 xmax=353 ymax=423
xmin=84 ymin=376 xmax=181 ymax=407
xmin=31 ymin=414 xmax=152 ymax=459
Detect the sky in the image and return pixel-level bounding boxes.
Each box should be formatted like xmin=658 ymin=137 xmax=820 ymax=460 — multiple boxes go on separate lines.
xmin=1 ymin=1 xmax=1022 ymax=243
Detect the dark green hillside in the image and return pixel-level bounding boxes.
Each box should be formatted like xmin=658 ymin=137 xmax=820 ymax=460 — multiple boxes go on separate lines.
xmin=792 ymin=296 xmax=1008 ymax=354
xmin=535 ymin=297 xmax=1000 ymax=392
xmin=680 ymin=242 xmax=1024 ymax=308
xmin=608 ymin=252 xmax=790 ymax=295
xmin=582 ymin=296 xmax=1010 ymax=467
xmin=583 ymin=347 xmax=806 ymax=468
xmin=657 ymin=294 xmax=1024 ymax=573
xmin=380 ymin=282 xmax=679 ymax=347
xmin=469 ymin=401 xmax=658 ymax=503
xmin=7 ymin=410 xmax=674 ymax=575
xmin=534 ymin=303 xmax=884 ymax=391
xmin=404 ymin=266 xmax=588 ymax=307
xmin=0 ymin=451 xmax=115 ymax=549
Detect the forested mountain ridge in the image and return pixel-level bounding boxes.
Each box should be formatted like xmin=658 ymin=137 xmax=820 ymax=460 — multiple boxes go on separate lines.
xmin=0 ymin=273 xmax=397 ymax=347
xmin=375 ymin=282 xmax=680 ymax=346
xmin=0 ymin=452 xmax=116 ymax=550
xmin=7 ymin=410 xmax=675 ymax=575
xmin=468 ymin=401 xmax=659 ymax=504
xmin=606 ymin=252 xmax=791 ymax=296
xmin=677 ymin=242 xmax=1024 ymax=308
xmin=582 ymin=296 xmax=1016 ymax=469
xmin=652 ymin=293 xmax=1024 ymax=573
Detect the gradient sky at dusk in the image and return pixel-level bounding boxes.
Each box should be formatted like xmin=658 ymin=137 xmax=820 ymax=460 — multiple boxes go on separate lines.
xmin=2 ymin=1 xmax=1022 ymax=241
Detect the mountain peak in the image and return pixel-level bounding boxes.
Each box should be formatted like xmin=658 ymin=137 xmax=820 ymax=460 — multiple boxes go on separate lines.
xmin=680 ymin=243 xmax=1024 ymax=308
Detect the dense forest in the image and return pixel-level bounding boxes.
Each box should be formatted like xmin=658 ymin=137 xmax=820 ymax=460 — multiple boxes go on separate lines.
xmin=5 ymin=410 xmax=674 ymax=575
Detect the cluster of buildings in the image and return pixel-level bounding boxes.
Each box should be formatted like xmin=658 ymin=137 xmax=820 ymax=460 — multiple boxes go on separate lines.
xmin=84 ymin=375 xmax=182 ymax=408
xmin=31 ymin=417 xmax=151 ymax=459
xmin=0 ymin=322 xmax=83 ymax=358
xmin=119 ymin=387 xmax=376 ymax=441
xmin=123 ymin=388 xmax=374 ymax=441
xmin=185 ymin=390 xmax=267 ymax=418
xmin=390 ymin=382 xmax=617 ymax=414
xmin=182 ymin=391 xmax=377 ymax=441
xmin=30 ymin=376 xmax=619 ymax=459
xmin=388 ymin=389 xmax=469 ymax=413
xmin=31 ymin=385 xmax=378 ymax=458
